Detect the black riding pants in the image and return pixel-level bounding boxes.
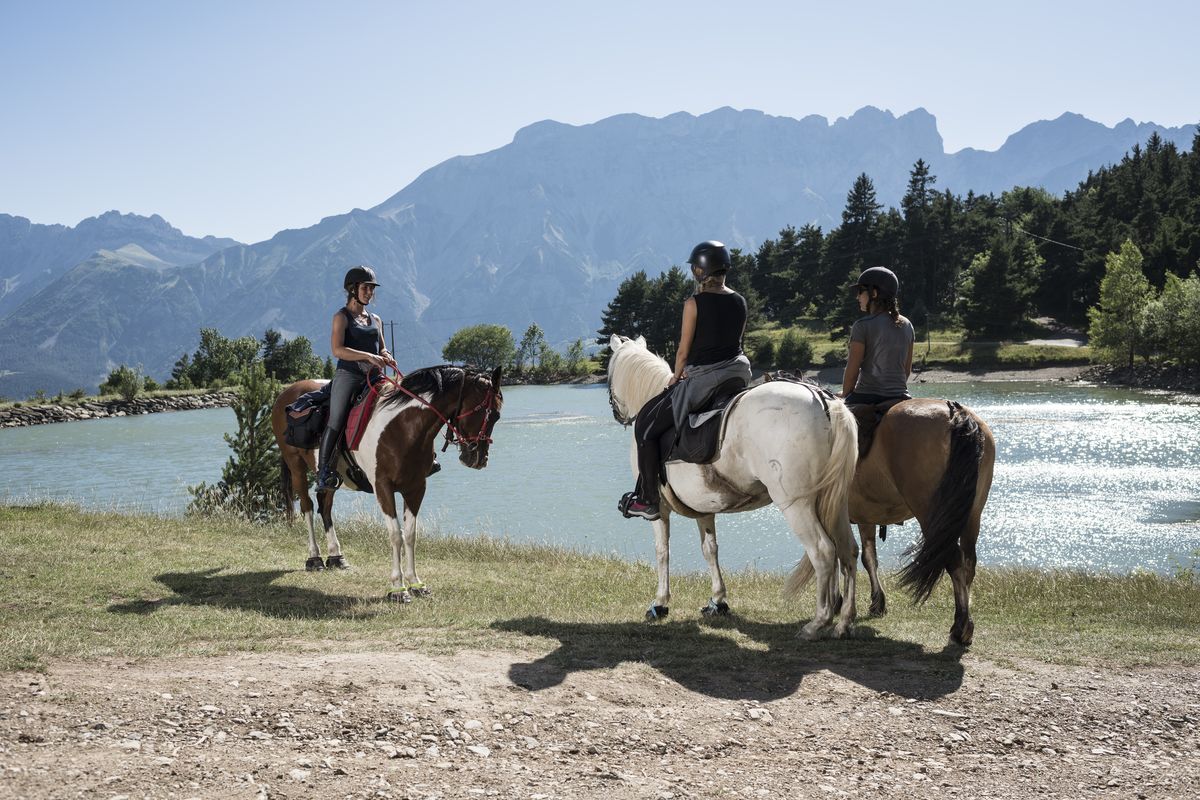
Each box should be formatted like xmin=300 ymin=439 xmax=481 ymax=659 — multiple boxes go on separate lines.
xmin=633 ymin=386 xmax=677 ymax=505
xmin=327 ymin=367 xmax=367 ymax=434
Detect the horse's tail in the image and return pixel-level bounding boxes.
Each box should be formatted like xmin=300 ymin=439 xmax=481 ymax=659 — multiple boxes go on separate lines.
xmin=816 ymin=397 xmax=859 ymax=571
xmin=784 ymin=397 xmax=858 ymax=597
xmin=279 ymin=453 xmax=295 ymax=519
xmin=896 ymin=401 xmax=984 ymax=603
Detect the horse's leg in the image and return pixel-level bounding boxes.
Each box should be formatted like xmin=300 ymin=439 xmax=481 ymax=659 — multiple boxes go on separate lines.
xmin=948 ymin=518 xmax=979 ymax=646
xmin=646 ymin=510 xmax=671 ymax=621
xmin=696 ymin=514 xmax=729 ymax=617
xmin=319 ymin=489 xmax=348 ymax=569
xmin=297 ymin=461 xmax=325 ymax=572
xmin=777 ymin=500 xmax=837 ymax=639
xmin=399 ymin=483 xmax=429 ymax=597
xmin=860 ymin=523 xmax=886 ymax=615
xmin=374 ymin=479 xmax=412 ymax=602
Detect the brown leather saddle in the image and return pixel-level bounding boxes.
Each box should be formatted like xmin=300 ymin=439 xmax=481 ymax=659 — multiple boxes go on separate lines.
xmin=847 ymin=398 xmax=908 ymax=460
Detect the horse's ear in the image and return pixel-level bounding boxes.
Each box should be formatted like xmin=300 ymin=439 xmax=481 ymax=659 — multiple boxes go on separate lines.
xmin=491 ymin=365 xmax=502 ymax=386
xmin=608 ymin=334 xmax=622 ymax=352
xmin=634 ymin=335 xmax=646 ymax=348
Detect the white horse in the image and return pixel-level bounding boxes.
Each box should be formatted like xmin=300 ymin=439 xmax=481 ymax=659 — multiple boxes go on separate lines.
xmin=607 ymin=334 xmax=860 ymax=639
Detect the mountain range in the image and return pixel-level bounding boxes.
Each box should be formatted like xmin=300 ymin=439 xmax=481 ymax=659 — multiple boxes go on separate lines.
xmin=1 ymin=107 xmax=1195 ymax=397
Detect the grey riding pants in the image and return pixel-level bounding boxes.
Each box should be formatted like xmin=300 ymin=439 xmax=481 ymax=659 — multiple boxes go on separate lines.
xmin=327 ymin=367 xmax=367 ymax=434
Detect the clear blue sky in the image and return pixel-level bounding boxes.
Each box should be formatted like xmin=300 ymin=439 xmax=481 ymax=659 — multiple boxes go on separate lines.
xmin=2 ymin=0 xmax=1196 ymax=244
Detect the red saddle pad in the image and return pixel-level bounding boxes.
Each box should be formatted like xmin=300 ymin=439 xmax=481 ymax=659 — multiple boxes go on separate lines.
xmin=344 ymin=383 xmax=381 ymax=451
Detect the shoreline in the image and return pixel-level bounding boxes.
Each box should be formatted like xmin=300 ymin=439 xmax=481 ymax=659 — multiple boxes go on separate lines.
xmin=0 ymin=390 xmax=236 ymax=429
xmin=3 ymin=363 xmax=1196 ymax=430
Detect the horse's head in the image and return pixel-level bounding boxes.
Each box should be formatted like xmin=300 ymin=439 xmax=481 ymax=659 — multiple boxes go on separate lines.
xmin=453 ymin=365 xmax=504 ymax=469
xmin=607 ymin=334 xmax=669 ymax=426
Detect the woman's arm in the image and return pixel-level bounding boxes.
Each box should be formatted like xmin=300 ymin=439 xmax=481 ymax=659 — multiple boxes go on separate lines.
xmin=330 ymin=311 xmax=385 ymax=368
xmin=669 ymin=297 xmax=698 ymax=386
xmin=904 ymin=340 xmax=914 ymax=378
xmin=841 ymin=340 xmax=865 ymax=397
xmin=375 ymin=315 xmax=395 ymax=366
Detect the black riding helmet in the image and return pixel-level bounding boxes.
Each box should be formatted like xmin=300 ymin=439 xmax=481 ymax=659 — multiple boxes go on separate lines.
xmin=855 ymin=266 xmax=899 ymax=297
xmin=687 ymin=240 xmax=732 ymax=279
xmin=344 ymin=265 xmax=380 ymax=291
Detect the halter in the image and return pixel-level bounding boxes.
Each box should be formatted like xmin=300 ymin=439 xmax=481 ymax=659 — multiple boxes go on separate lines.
xmin=608 ymin=379 xmax=633 ymax=427
xmin=375 ymin=366 xmax=499 ymax=452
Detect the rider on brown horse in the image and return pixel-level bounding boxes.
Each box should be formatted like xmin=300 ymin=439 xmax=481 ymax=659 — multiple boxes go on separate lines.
xmin=841 ymin=266 xmax=914 ymax=406
xmin=316 ymin=265 xmax=395 ymax=490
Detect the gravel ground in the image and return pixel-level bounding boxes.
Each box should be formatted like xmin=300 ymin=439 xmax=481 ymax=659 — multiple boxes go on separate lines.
xmin=2 ymin=649 xmax=1197 ymax=799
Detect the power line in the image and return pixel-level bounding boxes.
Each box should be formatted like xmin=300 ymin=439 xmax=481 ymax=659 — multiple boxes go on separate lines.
xmin=1010 ymin=221 xmax=1085 ymax=252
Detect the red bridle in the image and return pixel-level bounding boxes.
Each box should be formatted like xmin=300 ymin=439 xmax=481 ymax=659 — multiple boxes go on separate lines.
xmin=374 ymin=366 xmax=499 ymax=452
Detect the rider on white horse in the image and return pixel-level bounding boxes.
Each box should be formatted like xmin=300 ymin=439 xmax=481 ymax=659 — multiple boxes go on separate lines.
xmin=621 ymin=240 xmax=752 ymax=521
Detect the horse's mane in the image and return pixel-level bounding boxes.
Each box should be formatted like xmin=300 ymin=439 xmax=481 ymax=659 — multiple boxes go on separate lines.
xmin=611 ymin=342 xmax=671 ymax=413
xmin=378 ymin=364 xmax=495 ymax=409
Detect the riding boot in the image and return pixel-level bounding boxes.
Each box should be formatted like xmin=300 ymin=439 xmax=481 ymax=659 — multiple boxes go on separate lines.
xmin=315 ymin=427 xmax=342 ymax=490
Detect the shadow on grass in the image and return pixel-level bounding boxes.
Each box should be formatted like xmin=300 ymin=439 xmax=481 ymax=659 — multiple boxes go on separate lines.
xmin=492 ymin=615 xmax=965 ymax=702
xmin=107 ymin=567 xmax=375 ymax=620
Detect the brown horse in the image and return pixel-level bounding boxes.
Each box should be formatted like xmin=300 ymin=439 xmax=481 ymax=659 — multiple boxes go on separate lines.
xmin=791 ymin=398 xmax=995 ymax=646
xmin=270 ymin=365 xmax=503 ymax=601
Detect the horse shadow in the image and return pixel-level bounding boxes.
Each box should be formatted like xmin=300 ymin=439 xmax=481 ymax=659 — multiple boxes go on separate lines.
xmin=107 ymin=567 xmax=373 ymax=620
xmin=491 ymin=615 xmax=966 ymax=702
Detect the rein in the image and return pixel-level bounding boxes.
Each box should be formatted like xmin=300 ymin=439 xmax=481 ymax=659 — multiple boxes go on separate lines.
xmin=374 ymin=366 xmax=498 ymax=451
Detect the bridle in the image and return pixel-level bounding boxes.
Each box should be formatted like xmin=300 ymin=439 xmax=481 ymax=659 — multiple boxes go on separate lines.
xmin=376 ymin=367 xmax=500 ymax=452
xmin=608 ymin=378 xmax=633 ymax=427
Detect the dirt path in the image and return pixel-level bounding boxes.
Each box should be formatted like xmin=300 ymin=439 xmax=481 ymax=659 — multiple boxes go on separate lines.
xmin=2 ymin=648 xmax=1196 ymax=799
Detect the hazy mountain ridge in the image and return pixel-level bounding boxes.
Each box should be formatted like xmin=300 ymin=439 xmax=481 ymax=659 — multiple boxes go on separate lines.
xmin=1 ymin=108 xmax=1195 ymax=397
xmin=0 ymin=210 xmax=239 ymax=320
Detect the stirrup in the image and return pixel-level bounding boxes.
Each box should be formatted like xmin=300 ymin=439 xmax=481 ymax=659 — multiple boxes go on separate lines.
xmin=617 ymin=491 xmax=637 ymax=518
xmin=316 ymin=471 xmax=341 ymax=491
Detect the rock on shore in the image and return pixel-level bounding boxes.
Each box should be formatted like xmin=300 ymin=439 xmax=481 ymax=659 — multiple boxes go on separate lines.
xmin=0 ymin=392 xmax=237 ymax=428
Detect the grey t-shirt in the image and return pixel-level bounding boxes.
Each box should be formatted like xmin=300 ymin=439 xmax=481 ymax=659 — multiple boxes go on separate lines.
xmin=849 ymin=313 xmax=915 ymax=397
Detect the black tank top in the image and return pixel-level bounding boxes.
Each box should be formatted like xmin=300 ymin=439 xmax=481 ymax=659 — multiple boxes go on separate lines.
xmin=688 ymin=291 xmax=747 ymax=366
xmin=335 ymin=308 xmax=380 ymax=372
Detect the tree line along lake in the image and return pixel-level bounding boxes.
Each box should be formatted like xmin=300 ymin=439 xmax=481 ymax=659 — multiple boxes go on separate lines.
xmin=2 ymin=380 xmax=1198 ymax=577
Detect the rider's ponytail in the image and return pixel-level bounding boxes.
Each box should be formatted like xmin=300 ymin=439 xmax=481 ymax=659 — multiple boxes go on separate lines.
xmin=872 ymin=293 xmax=901 ymax=324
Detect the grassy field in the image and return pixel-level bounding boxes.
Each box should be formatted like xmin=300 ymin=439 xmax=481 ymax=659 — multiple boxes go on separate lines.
xmin=748 ymin=320 xmax=1093 ymax=371
xmin=2 ymin=503 xmax=1196 ymax=674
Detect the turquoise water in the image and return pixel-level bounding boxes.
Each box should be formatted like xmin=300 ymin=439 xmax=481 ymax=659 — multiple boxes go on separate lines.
xmin=2 ymin=382 xmax=1199 ymax=575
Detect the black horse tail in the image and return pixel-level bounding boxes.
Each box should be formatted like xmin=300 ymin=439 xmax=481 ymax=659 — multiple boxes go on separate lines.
xmin=897 ymin=401 xmax=984 ymax=603
xmin=280 ymin=454 xmax=294 ymax=517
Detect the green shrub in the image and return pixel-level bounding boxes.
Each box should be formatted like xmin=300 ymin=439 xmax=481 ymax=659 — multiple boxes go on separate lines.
xmin=68 ymin=388 xmax=86 ymax=400
xmin=775 ymin=330 xmax=814 ymax=370
xmin=755 ymin=339 xmax=776 ymax=367
xmin=99 ymin=365 xmax=144 ymax=401
xmin=187 ymin=362 xmax=283 ymax=520
xmin=143 ymin=376 xmax=160 ymax=392
xmin=31 ymin=389 xmax=47 ymax=402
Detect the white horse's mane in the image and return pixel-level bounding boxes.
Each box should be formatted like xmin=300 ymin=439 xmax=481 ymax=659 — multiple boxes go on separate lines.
xmin=610 ymin=337 xmax=672 ymax=415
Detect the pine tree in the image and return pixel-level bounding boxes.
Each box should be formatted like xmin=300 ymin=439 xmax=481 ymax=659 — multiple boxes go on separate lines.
xmin=958 ymin=230 xmax=1044 ymax=338
xmin=187 ymin=362 xmax=283 ymax=519
xmin=1087 ymin=240 xmax=1153 ymax=367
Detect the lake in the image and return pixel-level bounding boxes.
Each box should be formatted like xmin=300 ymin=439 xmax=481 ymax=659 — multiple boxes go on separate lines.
xmin=2 ymin=381 xmax=1199 ymax=575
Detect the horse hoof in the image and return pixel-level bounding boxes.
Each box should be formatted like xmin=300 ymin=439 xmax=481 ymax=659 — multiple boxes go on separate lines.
xmin=305 ymin=556 xmax=325 ymax=572
xmin=387 ymin=589 xmax=413 ymax=604
xmin=700 ymin=599 xmax=730 ymax=617
xmin=409 ymin=585 xmax=433 ymax=598
xmin=833 ymin=622 xmax=854 ymax=639
xmin=869 ymin=595 xmax=887 ymax=616
xmin=799 ymin=622 xmax=826 ymax=641
xmin=325 ymin=555 xmax=350 ymax=570
xmin=645 ymin=605 xmax=669 ymax=622
xmin=950 ymin=621 xmax=974 ymax=647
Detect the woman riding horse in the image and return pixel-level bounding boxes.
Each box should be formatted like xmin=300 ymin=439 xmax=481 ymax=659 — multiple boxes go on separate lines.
xmin=620 ymin=240 xmax=751 ymax=521
xmin=316 ymin=265 xmax=396 ymax=491
xmin=841 ymin=266 xmax=914 ymax=405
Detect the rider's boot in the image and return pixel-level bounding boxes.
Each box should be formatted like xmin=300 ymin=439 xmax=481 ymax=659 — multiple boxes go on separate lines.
xmin=315 ymin=427 xmax=342 ymax=491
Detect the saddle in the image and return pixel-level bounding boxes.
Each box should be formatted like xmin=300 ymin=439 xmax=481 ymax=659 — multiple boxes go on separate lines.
xmin=658 ymin=377 xmax=750 ymax=479
xmin=284 ymin=378 xmax=382 ymax=494
xmin=846 ymin=398 xmax=908 ymax=460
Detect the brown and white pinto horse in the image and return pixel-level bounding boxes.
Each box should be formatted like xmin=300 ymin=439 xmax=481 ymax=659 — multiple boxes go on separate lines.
xmin=270 ymin=365 xmax=503 ymax=601
xmin=791 ymin=398 xmax=995 ymax=646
